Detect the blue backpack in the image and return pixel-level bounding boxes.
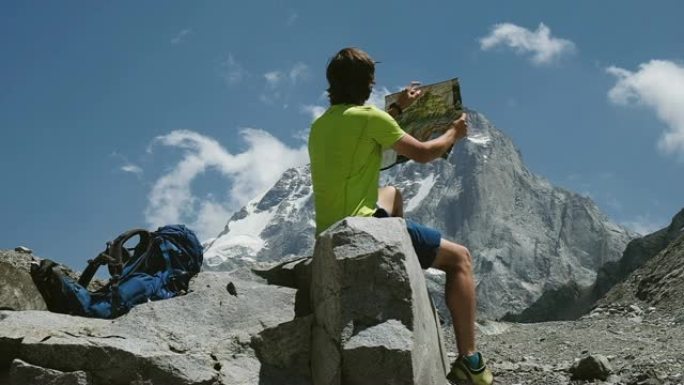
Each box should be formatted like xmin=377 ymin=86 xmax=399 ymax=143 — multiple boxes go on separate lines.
xmin=31 ymin=225 xmax=203 ymax=318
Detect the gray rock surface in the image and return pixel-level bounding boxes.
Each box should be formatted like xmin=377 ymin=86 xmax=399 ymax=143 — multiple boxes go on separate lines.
xmin=454 ymin=308 xmax=684 ymax=385
xmin=253 ymin=256 xmax=313 ymax=317
xmin=509 ymin=208 xmax=684 ymax=323
xmin=600 ymin=216 xmax=684 ymax=319
xmin=251 ymin=315 xmax=313 ymax=379
xmin=0 ymin=272 xmax=299 ymax=385
xmin=310 ymin=217 xmax=449 ymax=385
xmin=0 ymin=250 xmax=47 ymax=311
xmin=595 ymin=208 xmax=684 ymax=299
xmin=9 ymin=359 xmax=92 ymax=385
xmin=569 ymin=354 xmax=612 ymax=380
xmin=203 ymin=110 xmax=635 ymax=319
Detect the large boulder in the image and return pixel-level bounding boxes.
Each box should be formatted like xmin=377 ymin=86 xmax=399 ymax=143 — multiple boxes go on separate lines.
xmin=0 ymin=272 xmax=302 ymax=385
xmin=0 ymin=249 xmax=107 ymax=312
xmin=0 ymin=250 xmax=47 ymax=311
xmin=309 ymin=217 xmax=449 ymax=385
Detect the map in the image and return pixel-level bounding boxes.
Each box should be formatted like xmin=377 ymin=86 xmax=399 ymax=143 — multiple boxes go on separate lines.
xmin=381 ymin=78 xmax=463 ymax=170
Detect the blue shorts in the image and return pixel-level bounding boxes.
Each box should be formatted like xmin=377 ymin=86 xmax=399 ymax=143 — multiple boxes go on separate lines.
xmin=373 ymin=208 xmax=441 ymax=269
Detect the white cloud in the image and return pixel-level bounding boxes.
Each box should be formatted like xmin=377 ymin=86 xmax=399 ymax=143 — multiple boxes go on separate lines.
xmin=366 ymin=86 xmax=391 ymax=109
xmin=121 ymin=164 xmax=143 ymax=176
xmin=264 ymin=71 xmax=283 ymax=87
xmin=289 ymin=63 xmax=309 ymax=83
xmin=301 ymin=104 xmax=326 ymax=122
xmin=480 ymin=22 xmax=575 ymax=65
xmin=146 ymin=129 xmax=308 ymax=240
xmin=170 ymin=28 xmax=192 ymax=45
xmin=191 ymin=200 xmax=234 ymax=242
xmin=264 ymin=63 xmax=309 ymax=87
xmin=111 ymin=152 xmax=143 ymax=177
xmin=220 ymin=54 xmax=247 ymax=85
xmin=299 ymin=85 xmax=389 ymax=121
xmin=607 ymin=60 xmax=684 ymax=158
xmin=261 ymin=63 xmax=309 ymax=104
xmin=621 ymin=215 xmax=665 ymax=236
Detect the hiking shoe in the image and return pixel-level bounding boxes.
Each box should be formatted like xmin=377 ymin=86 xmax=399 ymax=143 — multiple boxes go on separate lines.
xmin=447 ymin=353 xmax=494 ymax=385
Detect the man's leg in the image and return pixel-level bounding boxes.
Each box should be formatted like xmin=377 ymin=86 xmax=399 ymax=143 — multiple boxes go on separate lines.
xmin=377 ymin=186 xmax=404 ymax=217
xmin=404 ymin=223 xmax=492 ymax=384
xmin=431 ymin=239 xmax=476 ymax=356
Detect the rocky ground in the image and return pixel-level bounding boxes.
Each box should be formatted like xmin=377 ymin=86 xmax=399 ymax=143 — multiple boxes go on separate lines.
xmin=440 ymin=217 xmax=684 ymax=385
xmin=2 ymin=217 xmax=682 ymax=385
xmin=440 ymin=303 xmax=684 ymax=385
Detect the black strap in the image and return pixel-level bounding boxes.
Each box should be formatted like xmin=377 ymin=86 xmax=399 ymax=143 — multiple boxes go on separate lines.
xmin=78 ymin=229 xmax=152 ymax=287
xmin=107 ymin=229 xmax=151 ymax=275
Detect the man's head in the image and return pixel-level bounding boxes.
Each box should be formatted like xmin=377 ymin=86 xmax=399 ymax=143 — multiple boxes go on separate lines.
xmin=326 ymin=47 xmax=375 ymax=106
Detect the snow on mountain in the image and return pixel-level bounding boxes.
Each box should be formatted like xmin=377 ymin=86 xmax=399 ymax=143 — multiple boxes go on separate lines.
xmin=203 ymin=166 xmax=315 ymax=270
xmin=404 ymin=173 xmax=437 ymax=213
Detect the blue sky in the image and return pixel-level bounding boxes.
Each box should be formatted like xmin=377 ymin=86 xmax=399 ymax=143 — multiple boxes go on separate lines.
xmin=1 ymin=1 xmax=683 ymax=268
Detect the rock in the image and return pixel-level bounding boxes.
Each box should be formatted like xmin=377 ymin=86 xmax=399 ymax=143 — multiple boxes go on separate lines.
xmin=0 ymin=272 xmax=298 ymax=384
xmin=341 ymin=320 xmax=415 ymax=384
xmin=310 ymin=217 xmax=449 ymax=385
xmin=252 ymin=256 xmax=311 ymax=289
xmin=253 ymin=256 xmax=313 ymax=317
xmin=13 ymin=246 xmax=32 ymax=254
xmin=0 ymin=250 xmax=47 ymax=311
xmin=569 ymin=354 xmax=612 ymax=381
xmin=251 ymin=315 xmax=313 ymax=379
xmin=598 ymin=208 xmax=684 ymax=312
xmin=9 ymin=359 xmax=92 ymax=385
xmin=226 ymin=281 xmax=238 ymax=296
xmin=601 ymin=221 xmax=684 ymax=316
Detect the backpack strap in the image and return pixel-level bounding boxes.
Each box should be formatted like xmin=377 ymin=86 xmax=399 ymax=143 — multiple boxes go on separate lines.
xmin=78 ymin=229 xmax=152 ymax=287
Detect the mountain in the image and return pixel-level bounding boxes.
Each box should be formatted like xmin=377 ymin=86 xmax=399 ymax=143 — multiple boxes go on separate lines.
xmin=203 ymin=109 xmax=636 ymax=319
xmin=598 ymin=209 xmax=684 ymax=318
xmin=504 ymin=208 xmax=684 ymax=322
xmin=593 ymin=208 xmax=684 ymax=301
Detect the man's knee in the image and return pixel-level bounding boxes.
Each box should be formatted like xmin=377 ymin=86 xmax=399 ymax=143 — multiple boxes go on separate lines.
xmin=392 ymin=187 xmax=404 ymax=215
xmin=383 ymin=186 xmax=402 ymax=201
xmin=379 ymin=185 xmax=404 ymax=217
xmin=435 ymin=240 xmax=472 ymax=273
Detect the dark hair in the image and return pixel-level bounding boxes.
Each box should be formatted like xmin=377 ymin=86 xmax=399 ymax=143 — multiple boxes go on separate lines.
xmin=326 ymin=47 xmax=375 ymax=105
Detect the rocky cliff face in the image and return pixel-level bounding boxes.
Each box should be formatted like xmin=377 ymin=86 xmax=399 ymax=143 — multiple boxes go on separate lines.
xmin=204 ymin=110 xmax=636 ymax=319
xmin=504 ymin=208 xmax=684 ymax=322
xmin=594 ymin=208 xmax=684 ymax=303
xmin=599 ymin=209 xmax=684 ymax=318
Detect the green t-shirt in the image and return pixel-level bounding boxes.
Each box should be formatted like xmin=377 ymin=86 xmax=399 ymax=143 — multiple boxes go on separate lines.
xmin=308 ymin=104 xmax=405 ymax=235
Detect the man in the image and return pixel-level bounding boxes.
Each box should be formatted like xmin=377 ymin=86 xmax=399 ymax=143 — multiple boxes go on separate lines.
xmin=308 ymin=47 xmax=493 ymax=385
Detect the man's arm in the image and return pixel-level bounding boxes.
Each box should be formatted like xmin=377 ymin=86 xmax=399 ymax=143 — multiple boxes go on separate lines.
xmin=393 ymin=113 xmax=468 ymax=164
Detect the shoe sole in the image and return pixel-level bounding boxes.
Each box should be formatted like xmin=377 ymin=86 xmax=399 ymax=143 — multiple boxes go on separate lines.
xmin=448 ymin=364 xmax=495 ymax=385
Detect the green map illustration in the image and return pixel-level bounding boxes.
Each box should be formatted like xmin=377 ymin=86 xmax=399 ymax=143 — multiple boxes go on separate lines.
xmin=382 ymin=78 xmax=463 ymax=169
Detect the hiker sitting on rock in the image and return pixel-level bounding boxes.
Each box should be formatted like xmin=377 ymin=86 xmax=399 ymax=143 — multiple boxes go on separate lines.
xmin=307 ymin=47 xmax=493 ymax=385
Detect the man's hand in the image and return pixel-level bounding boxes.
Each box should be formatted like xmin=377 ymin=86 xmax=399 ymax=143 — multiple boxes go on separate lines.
xmin=393 ymin=112 xmax=469 ymax=164
xmin=450 ymin=113 xmax=468 ymax=141
xmin=396 ymin=81 xmax=423 ymax=110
